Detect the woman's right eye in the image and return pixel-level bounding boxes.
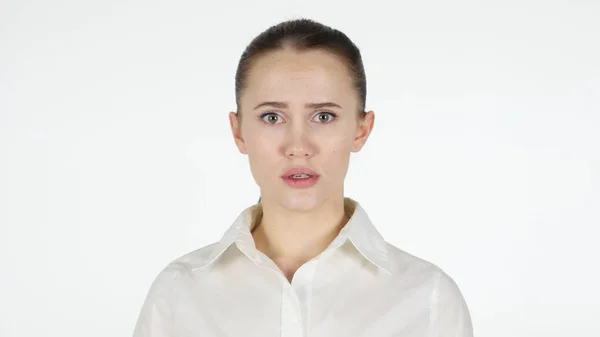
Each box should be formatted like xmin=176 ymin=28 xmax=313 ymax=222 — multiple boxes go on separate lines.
xmin=260 ymin=112 xmax=283 ymax=124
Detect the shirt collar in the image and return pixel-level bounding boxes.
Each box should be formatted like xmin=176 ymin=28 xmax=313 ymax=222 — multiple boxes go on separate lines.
xmin=204 ymin=197 xmax=391 ymax=275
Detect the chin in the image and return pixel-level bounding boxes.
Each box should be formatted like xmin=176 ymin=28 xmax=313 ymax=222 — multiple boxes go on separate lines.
xmin=279 ymin=193 xmax=321 ymax=212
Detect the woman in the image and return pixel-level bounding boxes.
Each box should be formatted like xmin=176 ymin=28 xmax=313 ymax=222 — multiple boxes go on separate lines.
xmin=133 ymin=18 xmax=473 ymax=337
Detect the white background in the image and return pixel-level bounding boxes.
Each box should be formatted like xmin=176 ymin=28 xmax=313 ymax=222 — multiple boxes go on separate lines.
xmin=1 ymin=0 xmax=599 ymax=336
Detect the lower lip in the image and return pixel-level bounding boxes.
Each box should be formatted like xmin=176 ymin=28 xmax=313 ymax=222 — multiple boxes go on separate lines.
xmin=281 ymin=175 xmax=320 ymax=188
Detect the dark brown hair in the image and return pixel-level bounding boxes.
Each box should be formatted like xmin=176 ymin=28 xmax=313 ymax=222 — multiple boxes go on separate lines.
xmin=234 ymin=18 xmax=367 ymax=115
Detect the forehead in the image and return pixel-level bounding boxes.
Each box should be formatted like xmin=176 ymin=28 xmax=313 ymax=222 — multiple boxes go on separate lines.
xmin=242 ymin=48 xmax=357 ymax=107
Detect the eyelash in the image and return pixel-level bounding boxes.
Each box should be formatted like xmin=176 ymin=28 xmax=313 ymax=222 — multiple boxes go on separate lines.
xmin=258 ymin=111 xmax=339 ymax=124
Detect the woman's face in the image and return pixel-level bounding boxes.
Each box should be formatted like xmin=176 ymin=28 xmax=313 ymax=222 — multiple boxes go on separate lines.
xmin=229 ymin=48 xmax=374 ymax=212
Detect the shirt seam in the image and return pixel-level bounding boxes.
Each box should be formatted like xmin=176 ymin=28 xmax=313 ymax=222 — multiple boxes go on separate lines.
xmin=427 ymin=269 xmax=442 ymax=337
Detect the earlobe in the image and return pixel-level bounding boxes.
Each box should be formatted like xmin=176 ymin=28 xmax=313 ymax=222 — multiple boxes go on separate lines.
xmin=229 ymin=111 xmax=248 ymax=154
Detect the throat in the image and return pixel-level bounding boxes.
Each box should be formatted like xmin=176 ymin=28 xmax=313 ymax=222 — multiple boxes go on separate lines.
xmin=250 ymin=197 xmax=352 ymax=281
xmin=251 ymin=217 xmax=349 ymax=278
xmin=273 ymin=258 xmax=305 ymax=283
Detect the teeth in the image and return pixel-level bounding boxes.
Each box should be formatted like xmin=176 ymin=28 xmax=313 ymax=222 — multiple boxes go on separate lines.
xmin=290 ymin=173 xmax=311 ymax=178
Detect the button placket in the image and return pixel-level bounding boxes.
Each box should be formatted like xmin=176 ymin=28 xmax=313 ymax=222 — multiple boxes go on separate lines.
xmin=281 ymin=282 xmax=303 ymax=337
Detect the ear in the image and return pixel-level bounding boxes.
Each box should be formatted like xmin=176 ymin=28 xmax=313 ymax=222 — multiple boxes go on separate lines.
xmin=229 ymin=111 xmax=248 ymax=154
xmin=352 ymin=110 xmax=375 ymax=152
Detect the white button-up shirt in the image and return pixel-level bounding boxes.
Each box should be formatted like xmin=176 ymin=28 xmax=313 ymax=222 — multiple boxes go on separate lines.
xmin=133 ymin=198 xmax=473 ymax=337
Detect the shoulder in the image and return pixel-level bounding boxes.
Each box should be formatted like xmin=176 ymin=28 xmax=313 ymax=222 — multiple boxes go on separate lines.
xmin=168 ymin=242 xmax=222 ymax=271
xmin=384 ymin=242 xmax=466 ymax=300
xmin=385 ymin=242 xmax=443 ymax=280
xmin=158 ymin=241 xmax=223 ymax=277
xmin=143 ymin=242 xmax=222 ymax=293
xmin=384 ymin=242 xmax=473 ymax=336
xmin=133 ymin=243 xmax=223 ymax=335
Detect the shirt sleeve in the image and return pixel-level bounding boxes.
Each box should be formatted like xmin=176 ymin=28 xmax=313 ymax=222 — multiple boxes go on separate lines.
xmin=427 ymin=270 xmax=473 ymax=337
xmin=132 ymin=264 xmax=184 ymax=337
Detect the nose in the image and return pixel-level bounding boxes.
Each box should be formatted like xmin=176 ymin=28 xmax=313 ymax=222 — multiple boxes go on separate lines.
xmin=286 ymin=145 xmax=312 ymax=158
xmin=283 ymin=126 xmax=315 ymax=159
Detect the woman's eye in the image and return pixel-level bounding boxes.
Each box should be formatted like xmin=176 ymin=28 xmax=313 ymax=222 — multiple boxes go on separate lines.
xmin=313 ymin=112 xmax=337 ymax=123
xmin=261 ymin=113 xmax=283 ymax=124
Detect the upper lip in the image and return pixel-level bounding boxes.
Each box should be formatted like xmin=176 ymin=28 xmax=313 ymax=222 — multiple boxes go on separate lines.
xmin=282 ymin=167 xmax=319 ymax=177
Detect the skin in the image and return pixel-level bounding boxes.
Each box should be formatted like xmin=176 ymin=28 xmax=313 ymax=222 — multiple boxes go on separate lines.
xmin=229 ymin=47 xmax=375 ymax=282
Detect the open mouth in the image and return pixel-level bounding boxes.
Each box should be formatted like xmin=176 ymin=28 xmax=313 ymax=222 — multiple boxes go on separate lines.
xmin=281 ymin=168 xmax=320 ymax=188
xmin=288 ymin=173 xmax=313 ymax=179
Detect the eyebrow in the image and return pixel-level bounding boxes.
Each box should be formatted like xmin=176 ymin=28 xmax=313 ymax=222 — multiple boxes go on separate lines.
xmin=253 ymin=101 xmax=342 ymax=110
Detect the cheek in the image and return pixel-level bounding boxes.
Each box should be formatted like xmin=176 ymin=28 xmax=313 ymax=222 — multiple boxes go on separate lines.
xmin=243 ymin=122 xmax=275 ymax=153
xmin=245 ymin=131 xmax=281 ymax=174
xmin=320 ymin=136 xmax=353 ymax=172
xmin=321 ymin=125 xmax=356 ymax=152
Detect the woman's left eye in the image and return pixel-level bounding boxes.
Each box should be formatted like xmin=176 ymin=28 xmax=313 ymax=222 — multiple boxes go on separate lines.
xmin=313 ymin=112 xmax=337 ymax=123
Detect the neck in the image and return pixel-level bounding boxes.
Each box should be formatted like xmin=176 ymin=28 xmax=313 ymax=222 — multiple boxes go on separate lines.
xmin=252 ymin=197 xmax=349 ymax=265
